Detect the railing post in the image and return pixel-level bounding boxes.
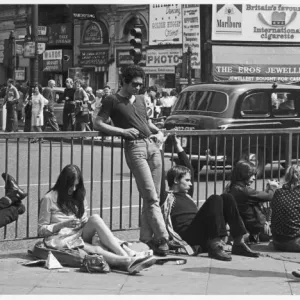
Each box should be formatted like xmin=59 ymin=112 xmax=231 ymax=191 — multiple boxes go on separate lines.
xmin=285 ymin=133 xmax=292 ymax=170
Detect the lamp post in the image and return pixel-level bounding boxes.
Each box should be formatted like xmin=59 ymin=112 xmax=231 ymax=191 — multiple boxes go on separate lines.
xmin=8 ymin=31 xmax=15 ymax=79
xmin=187 ymin=46 xmax=192 ymax=85
xmin=30 ymin=4 xmax=39 ymax=87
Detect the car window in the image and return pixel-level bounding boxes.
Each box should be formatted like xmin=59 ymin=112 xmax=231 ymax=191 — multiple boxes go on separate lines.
xmin=241 ymin=92 xmax=270 ymax=116
xmin=271 ymin=92 xmax=297 ymax=116
xmin=172 ymin=91 xmax=227 ymax=113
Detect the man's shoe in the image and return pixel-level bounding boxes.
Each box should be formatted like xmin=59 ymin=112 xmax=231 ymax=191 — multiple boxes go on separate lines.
xmin=147 ymin=238 xmax=169 ymax=256
xmin=208 ymin=246 xmax=232 ymax=261
xmin=232 ymin=243 xmax=260 ymax=258
xmin=292 ymin=269 xmax=300 ymax=278
xmin=208 ymin=238 xmax=232 ymax=261
xmin=1 ymin=173 xmax=28 ymax=200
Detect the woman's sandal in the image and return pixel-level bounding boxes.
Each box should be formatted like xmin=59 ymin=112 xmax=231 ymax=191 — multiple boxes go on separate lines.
xmin=127 ymin=256 xmax=157 ymax=275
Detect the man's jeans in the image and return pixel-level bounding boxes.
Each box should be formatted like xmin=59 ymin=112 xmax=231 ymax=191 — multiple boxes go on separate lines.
xmin=124 ymin=138 xmax=168 ymax=243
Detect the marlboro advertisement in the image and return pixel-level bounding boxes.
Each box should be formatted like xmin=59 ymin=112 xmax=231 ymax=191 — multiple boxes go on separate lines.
xmin=212 ymin=4 xmax=300 ymax=42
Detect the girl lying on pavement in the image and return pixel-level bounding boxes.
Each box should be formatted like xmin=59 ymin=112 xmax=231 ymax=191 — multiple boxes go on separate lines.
xmin=160 ymin=134 xmax=259 ymax=261
xmin=38 ymin=164 xmax=156 ymax=275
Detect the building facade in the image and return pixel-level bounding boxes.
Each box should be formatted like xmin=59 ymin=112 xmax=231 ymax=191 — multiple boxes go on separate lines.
xmin=1 ymin=4 xmax=298 ymax=93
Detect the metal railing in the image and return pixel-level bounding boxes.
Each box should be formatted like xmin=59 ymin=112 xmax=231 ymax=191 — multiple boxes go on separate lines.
xmin=0 ymin=128 xmax=300 ymax=242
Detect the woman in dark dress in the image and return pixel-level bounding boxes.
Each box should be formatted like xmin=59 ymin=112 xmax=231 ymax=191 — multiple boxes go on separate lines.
xmin=5 ymin=90 xmax=19 ymax=132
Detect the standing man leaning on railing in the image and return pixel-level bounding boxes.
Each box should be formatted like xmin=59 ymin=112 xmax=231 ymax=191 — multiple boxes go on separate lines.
xmin=94 ymin=64 xmax=170 ymax=256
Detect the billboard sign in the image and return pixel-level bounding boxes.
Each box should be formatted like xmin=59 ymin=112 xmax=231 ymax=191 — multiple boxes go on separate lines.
xmin=212 ymin=4 xmax=300 ymax=42
xmin=182 ymin=5 xmax=201 ymax=69
xmin=146 ymin=48 xmax=182 ymax=67
xmin=212 ymin=45 xmax=300 ymax=83
xmin=149 ymin=4 xmax=182 ymax=45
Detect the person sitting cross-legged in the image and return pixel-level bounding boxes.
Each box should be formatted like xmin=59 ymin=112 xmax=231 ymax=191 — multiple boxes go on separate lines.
xmin=161 ymin=135 xmax=260 ymax=261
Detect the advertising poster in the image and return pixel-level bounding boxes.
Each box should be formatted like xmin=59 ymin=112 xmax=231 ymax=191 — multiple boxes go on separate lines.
xmin=212 ymin=45 xmax=300 ymax=83
xmin=146 ymin=48 xmax=182 ymax=67
xmin=212 ymin=4 xmax=300 ymax=42
xmin=43 ymin=49 xmax=62 ymax=72
xmin=182 ymin=4 xmax=201 ymax=69
xmin=149 ymin=4 xmax=182 ymax=45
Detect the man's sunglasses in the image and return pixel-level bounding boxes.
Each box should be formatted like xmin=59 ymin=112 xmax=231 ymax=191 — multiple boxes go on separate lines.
xmin=131 ymin=82 xmax=143 ymax=88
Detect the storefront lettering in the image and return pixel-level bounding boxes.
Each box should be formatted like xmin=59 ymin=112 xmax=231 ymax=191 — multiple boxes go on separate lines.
xmin=147 ymin=54 xmax=180 ymax=64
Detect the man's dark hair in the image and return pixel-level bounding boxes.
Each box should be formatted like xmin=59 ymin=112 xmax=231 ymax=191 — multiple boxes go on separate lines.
xmin=103 ymin=85 xmax=111 ymax=90
xmin=121 ymin=64 xmax=145 ymax=84
xmin=7 ymin=78 xmax=14 ymax=84
xmin=167 ymin=165 xmax=191 ymax=188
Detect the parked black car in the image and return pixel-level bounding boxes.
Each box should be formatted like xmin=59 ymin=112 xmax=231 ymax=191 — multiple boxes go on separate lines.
xmin=163 ymin=82 xmax=300 ymax=176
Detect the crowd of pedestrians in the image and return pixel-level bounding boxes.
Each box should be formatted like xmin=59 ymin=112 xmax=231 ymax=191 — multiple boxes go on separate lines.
xmin=0 ymin=78 xmax=113 ymax=134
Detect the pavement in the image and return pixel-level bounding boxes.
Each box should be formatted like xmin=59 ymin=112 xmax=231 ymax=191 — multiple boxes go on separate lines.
xmin=1 ymin=230 xmax=300 ymax=295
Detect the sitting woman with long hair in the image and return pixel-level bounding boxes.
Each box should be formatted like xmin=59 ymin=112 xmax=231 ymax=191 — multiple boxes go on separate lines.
xmin=271 ymin=164 xmax=300 ymax=252
xmin=38 ymin=164 xmax=156 ymax=274
xmin=226 ymin=159 xmax=280 ymax=243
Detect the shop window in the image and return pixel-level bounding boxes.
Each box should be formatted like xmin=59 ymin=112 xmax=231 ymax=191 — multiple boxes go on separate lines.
xmin=241 ymin=92 xmax=270 ymax=116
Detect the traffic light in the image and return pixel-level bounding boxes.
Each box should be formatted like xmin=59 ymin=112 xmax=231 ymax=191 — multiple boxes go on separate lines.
xmin=130 ymin=25 xmax=142 ymax=64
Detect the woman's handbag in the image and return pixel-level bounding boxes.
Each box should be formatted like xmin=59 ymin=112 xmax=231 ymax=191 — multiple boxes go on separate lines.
xmin=79 ymin=254 xmax=111 ymax=273
xmin=30 ymin=241 xmax=87 ymax=268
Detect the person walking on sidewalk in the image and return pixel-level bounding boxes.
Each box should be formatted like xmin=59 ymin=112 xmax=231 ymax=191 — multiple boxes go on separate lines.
xmin=74 ymin=79 xmax=90 ymax=132
xmin=2 ymin=78 xmax=20 ymax=132
xmin=0 ymin=173 xmax=27 ymax=228
xmin=161 ymin=135 xmax=260 ymax=261
xmin=31 ymin=84 xmax=48 ymax=143
xmin=42 ymin=79 xmax=60 ymax=132
xmin=62 ymin=78 xmax=76 ymax=131
xmin=94 ymin=64 xmax=170 ymax=256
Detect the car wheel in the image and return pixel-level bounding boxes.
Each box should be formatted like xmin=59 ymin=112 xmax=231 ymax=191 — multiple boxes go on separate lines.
xmin=242 ymin=149 xmax=265 ymax=178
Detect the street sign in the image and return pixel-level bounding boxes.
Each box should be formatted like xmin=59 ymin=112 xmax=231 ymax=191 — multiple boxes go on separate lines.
xmin=14 ymin=68 xmax=26 ymax=81
xmin=37 ymin=43 xmax=46 ymax=55
xmin=36 ymin=36 xmax=49 ymax=43
xmin=23 ymin=41 xmax=36 ymax=58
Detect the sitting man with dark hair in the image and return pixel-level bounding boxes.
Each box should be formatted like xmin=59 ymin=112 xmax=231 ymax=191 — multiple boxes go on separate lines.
xmin=0 ymin=173 xmax=28 ymax=228
xmin=161 ymin=134 xmax=260 ymax=261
